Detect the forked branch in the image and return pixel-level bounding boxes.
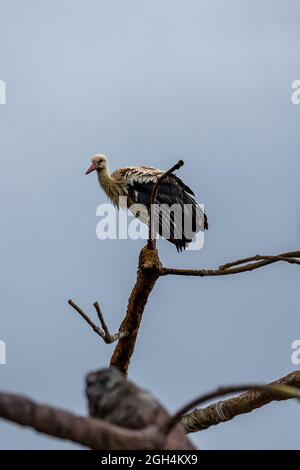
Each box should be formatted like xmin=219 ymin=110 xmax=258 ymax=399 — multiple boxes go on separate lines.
xmin=68 ymin=299 xmax=128 ymax=344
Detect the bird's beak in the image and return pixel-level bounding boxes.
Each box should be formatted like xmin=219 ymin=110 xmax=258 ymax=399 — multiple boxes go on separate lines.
xmin=85 ymin=162 xmax=98 ymax=175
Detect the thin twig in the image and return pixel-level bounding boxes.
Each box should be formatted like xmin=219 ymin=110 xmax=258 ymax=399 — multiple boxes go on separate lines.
xmin=219 ymin=250 xmax=300 ymax=270
xmin=162 ymin=382 xmax=300 ymax=436
xmin=68 ymin=299 xmax=104 ymax=337
xmin=68 ymin=299 xmax=127 ymax=344
xmin=94 ymin=302 xmax=111 ymax=338
xmin=148 ymin=159 xmax=184 ymax=249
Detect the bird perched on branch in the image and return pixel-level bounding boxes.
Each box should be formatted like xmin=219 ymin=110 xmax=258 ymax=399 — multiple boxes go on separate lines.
xmin=85 ymin=154 xmax=208 ymax=251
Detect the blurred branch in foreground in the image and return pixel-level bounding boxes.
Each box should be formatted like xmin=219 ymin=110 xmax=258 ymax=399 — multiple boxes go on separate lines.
xmin=1 ymin=368 xmax=300 ymax=449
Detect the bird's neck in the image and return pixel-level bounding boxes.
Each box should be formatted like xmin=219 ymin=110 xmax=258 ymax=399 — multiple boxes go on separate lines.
xmin=97 ymin=166 xmax=123 ymax=207
xmin=97 ymin=166 xmax=112 ymax=193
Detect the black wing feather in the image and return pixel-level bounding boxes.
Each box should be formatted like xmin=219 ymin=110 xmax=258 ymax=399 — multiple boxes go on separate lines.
xmin=127 ymin=175 xmax=207 ymax=251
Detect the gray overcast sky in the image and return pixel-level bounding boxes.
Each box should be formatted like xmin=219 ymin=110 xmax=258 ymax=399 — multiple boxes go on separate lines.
xmin=1 ymin=0 xmax=300 ymax=449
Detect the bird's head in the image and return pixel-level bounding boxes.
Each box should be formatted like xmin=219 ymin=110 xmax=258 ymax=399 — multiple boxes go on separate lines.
xmin=85 ymin=154 xmax=108 ymax=174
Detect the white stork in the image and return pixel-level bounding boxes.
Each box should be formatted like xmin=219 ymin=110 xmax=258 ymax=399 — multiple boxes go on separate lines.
xmin=85 ymin=154 xmax=208 ymax=251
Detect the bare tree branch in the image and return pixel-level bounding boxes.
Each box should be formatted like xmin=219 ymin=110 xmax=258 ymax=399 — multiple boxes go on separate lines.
xmin=180 ymin=371 xmax=300 ymax=433
xmin=68 ymin=299 xmax=127 ymax=344
xmin=162 ymin=374 xmax=300 ymax=436
xmin=0 ymin=390 xmax=162 ymax=450
xmin=148 ymin=159 xmax=184 ymax=249
xmin=161 ymin=250 xmax=300 ymax=277
xmin=110 ymin=246 xmax=162 ymax=375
